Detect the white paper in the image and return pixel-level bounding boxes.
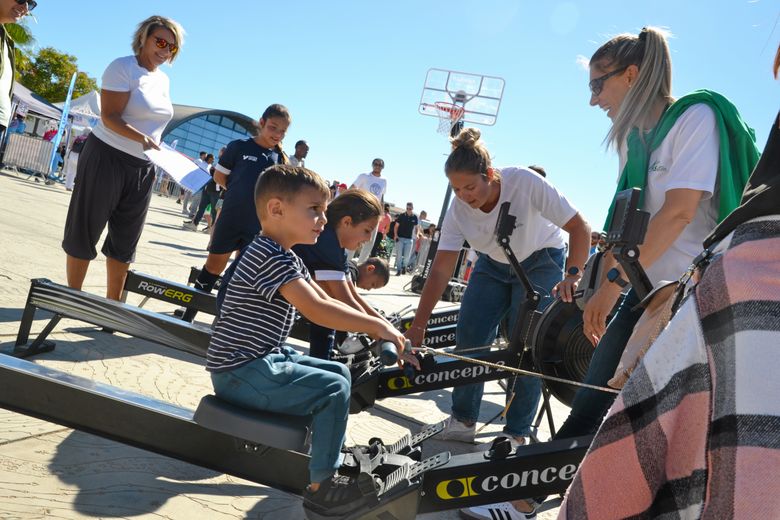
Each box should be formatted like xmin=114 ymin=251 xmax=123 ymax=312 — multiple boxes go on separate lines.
xmin=145 ymin=143 xmax=210 ymax=192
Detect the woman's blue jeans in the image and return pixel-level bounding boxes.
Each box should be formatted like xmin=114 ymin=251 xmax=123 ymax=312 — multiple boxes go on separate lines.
xmin=210 ymin=347 xmax=351 ymax=483
xmin=452 ymin=248 xmax=564 ymax=438
xmin=555 ymin=289 xmax=643 ymax=439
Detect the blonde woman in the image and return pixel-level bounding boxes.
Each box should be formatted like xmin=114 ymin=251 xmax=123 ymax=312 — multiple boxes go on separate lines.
xmin=62 ymin=15 xmax=184 ymax=301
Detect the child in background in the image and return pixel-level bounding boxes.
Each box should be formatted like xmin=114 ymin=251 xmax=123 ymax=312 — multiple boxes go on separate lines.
xmin=184 ymin=104 xmax=290 ymax=322
xmin=207 ymin=165 xmax=406 ymax=515
xmin=350 ymin=257 xmax=390 ymax=290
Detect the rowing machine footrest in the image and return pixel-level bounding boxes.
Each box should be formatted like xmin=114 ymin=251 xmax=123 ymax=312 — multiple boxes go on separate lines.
xmin=194 ymin=395 xmax=311 ymax=452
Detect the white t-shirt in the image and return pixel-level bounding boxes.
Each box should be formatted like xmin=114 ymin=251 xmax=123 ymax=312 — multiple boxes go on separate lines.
xmin=618 ymin=103 xmax=719 ymax=287
xmin=0 ymin=43 xmax=13 ymax=127
xmin=352 ymin=173 xmax=387 ymax=201
xmin=438 ymin=167 xmax=577 ymax=263
xmin=289 ymin=155 xmax=305 ymax=167
xmin=92 ymin=55 xmax=174 ymax=159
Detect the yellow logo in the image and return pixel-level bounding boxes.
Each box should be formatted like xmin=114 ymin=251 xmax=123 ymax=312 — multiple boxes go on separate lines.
xmin=435 ymin=477 xmax=479 ymax=500
xmin=386 ymin=376 xmax=413 ymax=390
xmin=163 ymin=289 xmax=193 ymax=303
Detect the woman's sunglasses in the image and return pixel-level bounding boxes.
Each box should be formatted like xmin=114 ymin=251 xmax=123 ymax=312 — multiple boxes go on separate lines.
xmin=15 ymin=0 xmax=37 ymax=11
xmin=154 ymin=36 xmax=178 ymax=55
xmin=589 ymin=66 xmax=628 ymax=96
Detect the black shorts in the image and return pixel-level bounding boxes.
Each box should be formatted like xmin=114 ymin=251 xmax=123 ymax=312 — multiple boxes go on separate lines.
xmin=208 ymin=201 xmax=260 ymax=255
xmin=62 ymin=134 xmax=155 ymax=263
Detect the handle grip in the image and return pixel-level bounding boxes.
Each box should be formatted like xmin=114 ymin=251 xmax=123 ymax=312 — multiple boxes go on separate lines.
xmin=375 ymin=341 xmax=398 ymax=366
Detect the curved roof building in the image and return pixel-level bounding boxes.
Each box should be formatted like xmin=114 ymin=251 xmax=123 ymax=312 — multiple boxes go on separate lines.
xmin=162 ymin=104 xmax=256 ymax=160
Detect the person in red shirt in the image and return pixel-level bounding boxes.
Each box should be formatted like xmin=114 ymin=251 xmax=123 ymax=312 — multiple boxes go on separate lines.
xmin=370 ymin=203 xmax=391 ymax=257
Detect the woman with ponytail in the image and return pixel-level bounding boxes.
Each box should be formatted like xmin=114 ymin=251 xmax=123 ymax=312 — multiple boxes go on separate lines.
xmin=557 ymin=42 xmax=780 ymax=520
xmin=183 ymin=104 xmax=290 ymax=322
xmin=462 ymin=27 xmax=759 ymax=520
xmin=405 ymin=128 xmax=591 ymax=454
xmin=556 ymin=26 xmax=760 ymax=441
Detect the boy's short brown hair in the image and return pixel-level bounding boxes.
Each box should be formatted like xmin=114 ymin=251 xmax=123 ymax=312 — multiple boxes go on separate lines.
xmin=254 ymin=165 xmax=330 ymax=215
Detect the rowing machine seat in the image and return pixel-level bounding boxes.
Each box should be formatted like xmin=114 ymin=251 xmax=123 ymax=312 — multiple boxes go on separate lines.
xmin=194 ymin=395 xmax=311 ymax=452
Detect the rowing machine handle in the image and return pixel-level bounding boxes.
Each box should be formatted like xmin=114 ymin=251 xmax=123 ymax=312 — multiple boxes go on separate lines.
xmin=374 ymin=341 xmax=398 ymax=366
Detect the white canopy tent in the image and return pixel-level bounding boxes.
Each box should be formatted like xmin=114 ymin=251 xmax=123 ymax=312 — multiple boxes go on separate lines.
xmin=12 ymin=82 xmax=63 ymax=121
xmin=55 ymin=90 xmax=101 ymax=128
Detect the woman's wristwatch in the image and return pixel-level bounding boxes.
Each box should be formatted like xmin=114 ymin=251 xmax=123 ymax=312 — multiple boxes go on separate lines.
xmin=606 ymin=267 xmax=629 ymax=288
xmin=565 ymin=266 xmax=582 ymax=278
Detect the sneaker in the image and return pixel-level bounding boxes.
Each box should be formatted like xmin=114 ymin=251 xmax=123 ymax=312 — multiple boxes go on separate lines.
xmin=435 ymin=416 xmax=476 ymax=443
xmin=302 ymin=473 xmax=377 ymax=516
xmin=182 ymin=222 xmax=197 ymax=231
xmin=477 ymin=435 xmax=527 ymax=453
xmin=460 ymin=501 xmax=537 ymax=520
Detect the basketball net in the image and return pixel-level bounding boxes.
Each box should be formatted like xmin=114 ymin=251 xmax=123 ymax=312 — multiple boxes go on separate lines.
xmin=434 ymin=102 xmax=465 ymax=135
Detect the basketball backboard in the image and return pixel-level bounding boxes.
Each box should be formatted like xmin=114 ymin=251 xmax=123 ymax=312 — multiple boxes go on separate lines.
xmin=418 ymin=68 xmax=505 ymax=126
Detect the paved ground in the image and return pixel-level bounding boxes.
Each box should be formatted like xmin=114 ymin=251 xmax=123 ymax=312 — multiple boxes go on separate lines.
xmin=0 ymin=170 xmax=568 ymax=519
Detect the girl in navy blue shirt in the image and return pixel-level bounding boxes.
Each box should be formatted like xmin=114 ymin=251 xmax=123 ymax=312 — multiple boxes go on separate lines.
xmin=183 ymin=104 xmax=289 ymax=322
xmin=294 ymin=189 xmax=394 ymax=358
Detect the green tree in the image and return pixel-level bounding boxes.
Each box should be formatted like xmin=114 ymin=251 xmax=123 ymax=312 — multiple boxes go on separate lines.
xmin=17 ymin=47 xmax=98 ymax=103
xmin=6 ymin=22 xmax=35 ymax=80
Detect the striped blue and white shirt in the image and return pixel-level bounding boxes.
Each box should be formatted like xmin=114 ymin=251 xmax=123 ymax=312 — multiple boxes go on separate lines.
xmin=206 ymin=235 xmax=310 ymax=372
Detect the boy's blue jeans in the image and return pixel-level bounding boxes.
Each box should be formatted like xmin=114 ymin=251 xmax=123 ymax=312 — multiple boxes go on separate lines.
xmin=210 ymin=346 xmax=351 ymax=483
xmin=452 ymin=249 xmax=564 ymax=438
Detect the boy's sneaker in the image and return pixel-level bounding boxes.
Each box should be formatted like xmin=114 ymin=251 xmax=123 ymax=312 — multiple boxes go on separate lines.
xmin=182 ymin=221 xmax=197 ymax=231
xmin=302 ymin=473 xmax=378 ymax=517
xmin=435 ymin=416 xmax=476 ymax=443
xmin=460 ymin=500 xmax=539 ymax=520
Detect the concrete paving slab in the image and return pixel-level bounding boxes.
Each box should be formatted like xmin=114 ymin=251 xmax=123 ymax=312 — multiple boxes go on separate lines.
xmin=0 ymin=170 xmax=569 ymax=519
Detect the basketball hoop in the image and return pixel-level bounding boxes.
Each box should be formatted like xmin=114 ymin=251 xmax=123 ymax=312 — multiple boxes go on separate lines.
xmin=433 ymin=102 xmax=465 ymax=135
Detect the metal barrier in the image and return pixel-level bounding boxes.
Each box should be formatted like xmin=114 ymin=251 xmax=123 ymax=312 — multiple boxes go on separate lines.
xmin=4 ymin=134 xmax=54 ymax=178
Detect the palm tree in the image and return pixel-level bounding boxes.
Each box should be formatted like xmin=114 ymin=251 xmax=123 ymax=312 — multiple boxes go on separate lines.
xmin=5 ymin=22 xmax=36 ymax=79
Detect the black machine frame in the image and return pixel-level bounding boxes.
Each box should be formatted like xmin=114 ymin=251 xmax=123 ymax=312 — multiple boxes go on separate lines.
xmin=0 ymin=352 xmax=591 ymax=519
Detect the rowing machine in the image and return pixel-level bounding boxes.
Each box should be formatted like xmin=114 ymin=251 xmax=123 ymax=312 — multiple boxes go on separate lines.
xmin=0 ymin=352 xmax=591 ymax=519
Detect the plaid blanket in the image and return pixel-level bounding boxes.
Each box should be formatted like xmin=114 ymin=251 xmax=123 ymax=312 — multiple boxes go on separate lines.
xmin=559 ymin=216 xmax=780 ymax=519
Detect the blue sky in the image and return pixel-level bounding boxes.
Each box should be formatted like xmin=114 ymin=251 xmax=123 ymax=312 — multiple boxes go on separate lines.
xmin=29 ymin=1 xmax=779 ymax=228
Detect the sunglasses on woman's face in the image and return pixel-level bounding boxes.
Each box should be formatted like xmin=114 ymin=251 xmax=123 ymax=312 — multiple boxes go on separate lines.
xmin=15 ymin=0 xmax=37 ymax=11
xmin=154 ymin=36 xmax=178 ymax=55
xmin=589 ymin=66 xmax=628 ymax=96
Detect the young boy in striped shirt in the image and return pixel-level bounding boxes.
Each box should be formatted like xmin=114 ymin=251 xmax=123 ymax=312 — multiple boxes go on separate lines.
xmin=206 ymin=164 xmax=406 ymax=514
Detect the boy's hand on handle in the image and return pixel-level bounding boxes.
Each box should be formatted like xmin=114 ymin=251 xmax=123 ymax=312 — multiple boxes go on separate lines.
xmin=374 ymin=320 xmax=406 ymax=354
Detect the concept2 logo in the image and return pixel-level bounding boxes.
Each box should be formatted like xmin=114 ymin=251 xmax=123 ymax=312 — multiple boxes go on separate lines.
xmin=137 ymin=281 xmax=193 ymax=303
xmin=435 ymin=464 xmax=578 ymax=500
xmin=385 ymin=362 xmax=506 ymax=391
